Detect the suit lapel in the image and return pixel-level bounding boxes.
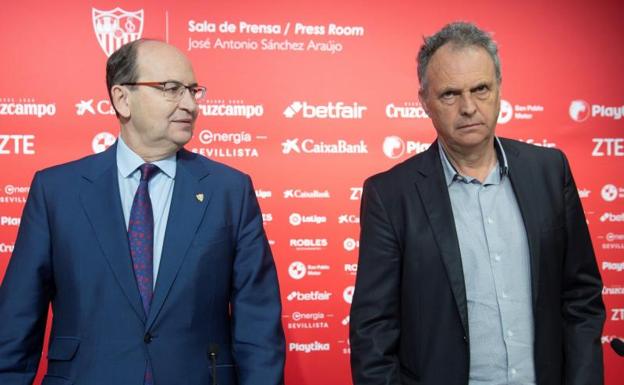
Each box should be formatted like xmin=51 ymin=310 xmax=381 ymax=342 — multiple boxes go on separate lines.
xmin=146 ymin=150 xmax=211 ymax=330
xmin=79 ymin=143 xmax=146 ymax=323
xmin=413 ymin=143 xmax=469 ymax=336
xmin=502 ymin=139 xmax=541 ymax=307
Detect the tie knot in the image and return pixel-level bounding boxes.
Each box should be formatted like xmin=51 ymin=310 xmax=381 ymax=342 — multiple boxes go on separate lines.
xmin=138 ymin=163 xmax=159 ymax=182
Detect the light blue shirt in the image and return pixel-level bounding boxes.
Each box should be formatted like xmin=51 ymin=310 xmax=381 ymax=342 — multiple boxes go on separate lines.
xmin=439 ymin=138 xmax=535 ymax=385
xmin=116 ymin=136 xmax=176 ymax=287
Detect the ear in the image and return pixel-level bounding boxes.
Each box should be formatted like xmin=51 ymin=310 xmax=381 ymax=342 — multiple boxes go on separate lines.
xmin=418 ymin=89 xmax=430 ymax=116
xmin=111 ymin=85 xmax=131 ymax=119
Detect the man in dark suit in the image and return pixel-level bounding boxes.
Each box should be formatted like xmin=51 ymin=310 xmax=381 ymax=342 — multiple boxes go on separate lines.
xmin=350 ymin=22 xmax=604 ymax=385
xmin=0 ymin=39 xmax=285 ymax=385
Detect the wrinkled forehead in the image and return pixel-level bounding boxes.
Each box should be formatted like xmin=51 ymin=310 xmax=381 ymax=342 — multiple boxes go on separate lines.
xmin=428 ymin=44 xmax=496 ymax=81
xmin=136 ymin=41 xmax=196 ymax=82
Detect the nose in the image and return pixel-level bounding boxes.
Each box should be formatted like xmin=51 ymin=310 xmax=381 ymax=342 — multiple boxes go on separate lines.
xmin=178 ymin=87 xmax=198 ymax=114
xmin=459 ymin=92 xmax=477 ymax=116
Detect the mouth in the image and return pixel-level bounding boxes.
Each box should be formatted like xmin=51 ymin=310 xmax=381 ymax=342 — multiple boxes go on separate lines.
xmin=456 ymin=122 xmax=483 ymax=130
xmin=171 ymin=118 xmax=194 ymax=125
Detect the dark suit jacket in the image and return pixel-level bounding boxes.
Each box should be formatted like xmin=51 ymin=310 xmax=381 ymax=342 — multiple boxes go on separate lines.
xmin=350 ymin=138 xmax=605 ymax=385
xmin=0 ymin=144 xmax=285 ymax=385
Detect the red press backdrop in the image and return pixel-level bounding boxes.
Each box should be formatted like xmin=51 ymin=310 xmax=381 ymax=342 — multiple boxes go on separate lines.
xmin=1 ymin=1 xmax=623 ymax=384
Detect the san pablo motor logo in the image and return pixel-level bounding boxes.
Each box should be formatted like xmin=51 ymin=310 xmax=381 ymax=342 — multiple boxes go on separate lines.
xmin=92 ymin=7 xmax=144 ymax=57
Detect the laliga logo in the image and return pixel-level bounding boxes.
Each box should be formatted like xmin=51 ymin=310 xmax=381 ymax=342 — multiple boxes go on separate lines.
xmin=569 ymin=100 xmax=591 ymax=122
xmin=383 ymin=136 xmax=405 ymax=159
xmin=288 ymin=261 xmax=307 ymax=280
xmin=92 ymin=132 xmax=116 ymax=153
xmin=289 ymin=213 xmax=302 ymax=226
xmin=343 ymin=286 xmax=355 ymax=304
xmin=343 ymin=238 xmax=359 ymax=252
xmin=92 ymin=8 xmax=144 ymax=57
xmin=497 ymin=99 xmax=513 ymax=124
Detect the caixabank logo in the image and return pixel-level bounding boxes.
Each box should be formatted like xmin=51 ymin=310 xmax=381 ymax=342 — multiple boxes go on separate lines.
xmin=570 ymin=100 xmax=624 ymax=122
xmin=92 ymin=7 xmax=144 ymax=57
xmin=283 ymin=101 xmax=366 ymax=119
xmin=282 ymin=138 xmax=368 ymax=155
xmin=76 ymin=99 xmax=115 ymax=116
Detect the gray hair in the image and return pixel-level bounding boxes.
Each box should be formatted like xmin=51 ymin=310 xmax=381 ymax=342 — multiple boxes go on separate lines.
xmin=417 ymin=22 xmax=501 ymax=93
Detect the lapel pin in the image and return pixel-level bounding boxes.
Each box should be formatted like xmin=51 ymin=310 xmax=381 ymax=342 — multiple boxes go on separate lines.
xmin=195 ymin=193 xmax=204 ymax=202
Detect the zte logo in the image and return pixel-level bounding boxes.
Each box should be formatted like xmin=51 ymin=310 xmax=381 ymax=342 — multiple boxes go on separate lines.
xmin=283 ymin=101 xmax=366 ymax=119
xmin=611 ymin=308 xmax=624 ymax=321
xmin=592 ymin=138 xmax=624 ymax=157
xmin=0 ymin=135 xmax=35 ymax=155
xmin=350 ymin=187 xmax=363 ymax=200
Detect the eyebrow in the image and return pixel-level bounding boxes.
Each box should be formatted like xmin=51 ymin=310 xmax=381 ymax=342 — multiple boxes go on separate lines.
xmin=438 ymin=81 xmax=492 ymax=96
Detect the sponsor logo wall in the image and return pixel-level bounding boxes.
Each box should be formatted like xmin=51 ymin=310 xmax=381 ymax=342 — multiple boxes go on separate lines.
xmin=1 ymin=1 xmax=623 ymax=384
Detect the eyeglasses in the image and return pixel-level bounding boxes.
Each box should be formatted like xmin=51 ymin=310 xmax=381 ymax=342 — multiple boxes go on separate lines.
xmin=120 ymin=81 xmax=206 ymax=102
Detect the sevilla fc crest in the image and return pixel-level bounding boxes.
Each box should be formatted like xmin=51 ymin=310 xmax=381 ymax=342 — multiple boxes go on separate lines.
xmin=92 ymin=7 xmax=144 ymax=57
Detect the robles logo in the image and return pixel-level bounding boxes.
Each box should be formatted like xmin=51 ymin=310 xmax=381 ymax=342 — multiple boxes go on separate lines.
xmin=289 ymin=238 xmax=328 ymax=251
xmin=283 ymin=101 xmax=366 ymax=119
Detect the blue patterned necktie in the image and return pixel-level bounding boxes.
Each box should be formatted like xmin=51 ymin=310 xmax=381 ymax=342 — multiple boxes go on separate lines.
xmin=128 ymin=163 xmax=158 ymax=385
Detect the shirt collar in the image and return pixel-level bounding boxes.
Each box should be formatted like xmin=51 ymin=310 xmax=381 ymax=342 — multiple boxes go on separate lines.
xmin=116 ymin=136 xmax=177 ymax=179
xmin=438 ymin=136 xmax=509 ymax=187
